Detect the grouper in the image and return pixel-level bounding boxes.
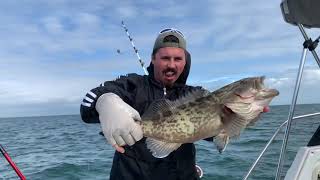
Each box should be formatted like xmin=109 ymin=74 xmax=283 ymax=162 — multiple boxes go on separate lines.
xmin=140 ymin=76 xmax=279 ymax=158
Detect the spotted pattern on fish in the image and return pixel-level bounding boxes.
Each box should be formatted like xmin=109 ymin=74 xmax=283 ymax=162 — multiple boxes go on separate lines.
xmin=141 ymin=76 xmax=279 ymax=157
xmin=142 ymin=99 xmax=223 ymax=143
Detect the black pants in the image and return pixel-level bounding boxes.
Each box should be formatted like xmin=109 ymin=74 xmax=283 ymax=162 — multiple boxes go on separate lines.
xmin=308 ymin=124 xmax=320 ymax=146
xmin=109 ymin=150 xmax=200 ymax=180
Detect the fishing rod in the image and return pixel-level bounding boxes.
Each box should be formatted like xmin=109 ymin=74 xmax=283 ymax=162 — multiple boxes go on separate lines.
xmin=121 ymin=20 xmax=149 ymax=75
xmin=0 ymin=144 xmax=26 ymax=180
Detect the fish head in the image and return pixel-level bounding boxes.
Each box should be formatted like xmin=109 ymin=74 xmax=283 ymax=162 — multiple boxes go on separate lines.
xmin=221 ymin=76 xmax=279 ymax=121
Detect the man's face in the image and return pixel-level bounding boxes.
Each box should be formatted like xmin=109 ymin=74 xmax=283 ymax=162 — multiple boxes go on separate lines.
xmin=152 ymin=47 xmax=186 ymax=87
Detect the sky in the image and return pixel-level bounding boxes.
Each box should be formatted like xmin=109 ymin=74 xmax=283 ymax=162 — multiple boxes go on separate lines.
xmin=1 ymin=0 xmax=320 ymax=118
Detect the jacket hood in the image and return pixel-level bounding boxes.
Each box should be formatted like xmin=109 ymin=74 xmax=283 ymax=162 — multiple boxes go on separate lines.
xmin=146 ymin=50 xmax=191 ymax=86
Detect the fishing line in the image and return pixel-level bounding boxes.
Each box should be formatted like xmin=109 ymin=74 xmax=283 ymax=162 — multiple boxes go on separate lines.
xmin=121 ymin=20 xmax=148 ymax=75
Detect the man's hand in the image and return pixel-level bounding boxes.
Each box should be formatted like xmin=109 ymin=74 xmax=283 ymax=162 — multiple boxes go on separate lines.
xmin=96 ymin=93 xmax=143 ymax=153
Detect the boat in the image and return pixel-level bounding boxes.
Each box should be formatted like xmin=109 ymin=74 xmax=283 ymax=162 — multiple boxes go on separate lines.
xmin=1 ymin=1 xmax=319 ymax=179
xmin=243 ymin=0 xmax=320 ymax=179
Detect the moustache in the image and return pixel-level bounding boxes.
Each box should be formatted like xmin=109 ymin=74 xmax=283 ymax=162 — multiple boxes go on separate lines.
xmin=163 ymin=68 xmax=177 ymax=74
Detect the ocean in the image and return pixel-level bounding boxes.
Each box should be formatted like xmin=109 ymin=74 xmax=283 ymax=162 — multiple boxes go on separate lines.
xmin=0 ymin=104 xmax=319 ymax=180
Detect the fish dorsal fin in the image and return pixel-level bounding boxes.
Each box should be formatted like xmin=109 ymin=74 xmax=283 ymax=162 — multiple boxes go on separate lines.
xmin=142 ymin=99 xmax=177 ymax=120
xmin=166 ymin=89 xmax=210 ymax=110
xmin=142 ymin=89 xmax=209 ymax=120
xmin=146 ymin=138 xmax=182 ymax=158
xmin=174 ymin=89 xmax=210 ymax=105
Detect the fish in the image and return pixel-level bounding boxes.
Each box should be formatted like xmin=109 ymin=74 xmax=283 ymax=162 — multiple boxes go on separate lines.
xmin=140 ymin=76 xmax=279 ymax=158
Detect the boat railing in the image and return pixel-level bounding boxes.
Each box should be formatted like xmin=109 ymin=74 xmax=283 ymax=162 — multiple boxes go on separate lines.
xmin=243 ymin=112 xmax=320 ymax=180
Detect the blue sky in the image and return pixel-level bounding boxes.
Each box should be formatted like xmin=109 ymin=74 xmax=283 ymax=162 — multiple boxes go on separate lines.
xmin=1 ymin=0 xmax=320 ymax=117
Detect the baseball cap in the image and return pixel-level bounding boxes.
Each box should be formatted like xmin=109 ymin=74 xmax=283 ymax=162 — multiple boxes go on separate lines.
xmin=153 ymin=28 xmax=186 ymax=52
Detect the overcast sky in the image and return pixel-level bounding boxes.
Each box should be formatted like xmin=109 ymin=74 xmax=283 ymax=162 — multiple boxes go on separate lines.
xmin=1 ymin=0 xmax=320 ymax=117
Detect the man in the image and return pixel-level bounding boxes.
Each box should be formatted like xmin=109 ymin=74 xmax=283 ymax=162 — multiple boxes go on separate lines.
xmin=80 ymin=28 xmax=206 ymax=180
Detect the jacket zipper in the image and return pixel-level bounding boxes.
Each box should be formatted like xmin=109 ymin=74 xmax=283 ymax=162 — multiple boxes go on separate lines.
xmin=163 ymin=87 xmax=167 ymax=97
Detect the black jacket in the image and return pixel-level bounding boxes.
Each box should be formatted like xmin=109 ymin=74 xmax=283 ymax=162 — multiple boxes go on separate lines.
xmin=80 ymin=51 xmax=204 ymax=180
xmin=308 ymin=124 xmax=320 ymax=146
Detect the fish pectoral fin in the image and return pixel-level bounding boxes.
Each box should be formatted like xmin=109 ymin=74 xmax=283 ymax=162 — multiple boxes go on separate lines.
xmin=146 ymin=138 xmax=181 ymax=158
xmin=246 ymin=116 xmax=259 ymax=127
xmin=222 ymin=113 xmax=247 ymax=137
xmin=213 ymin=132 xmax=230 ymax=153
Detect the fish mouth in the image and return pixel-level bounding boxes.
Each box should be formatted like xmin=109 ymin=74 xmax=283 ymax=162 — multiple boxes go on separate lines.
xmin=222 ymin=105 xmax=235 ymax=115
xmin=257 ymin=89 xmax=280 ymax=99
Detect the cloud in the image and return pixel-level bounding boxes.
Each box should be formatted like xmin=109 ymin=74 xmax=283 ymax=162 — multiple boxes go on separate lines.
xmin=1 ymin=0 xmax=319 ymax=117
xmin=42 ymin=16 xmax=64 ymax=34
xmin=189 ymin=66 xmax=320 ymax=105
xmin=115 ymin=5 xmax=138 ymax=18
xmin=262 ymin=66 xmax=320 ymax=105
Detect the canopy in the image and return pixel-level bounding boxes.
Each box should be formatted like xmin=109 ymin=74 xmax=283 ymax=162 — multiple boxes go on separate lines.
xmin=281 ymin=0 xmax=320 ymax=28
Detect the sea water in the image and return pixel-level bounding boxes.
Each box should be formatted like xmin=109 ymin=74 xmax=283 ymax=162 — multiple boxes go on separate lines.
xmin=0 ymin=104 xmax=319 ymax=180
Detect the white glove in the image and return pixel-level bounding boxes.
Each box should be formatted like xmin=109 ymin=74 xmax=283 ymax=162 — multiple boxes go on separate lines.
xmin=96 ymin=93 xmax=143 ymax=148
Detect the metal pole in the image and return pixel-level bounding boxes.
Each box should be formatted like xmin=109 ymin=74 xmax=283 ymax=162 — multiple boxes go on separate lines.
xmin=298 ymin=24 xmax=320 ymax=67
xmin=275 ymin=47 xmax=307 ymax=180
xmin=243 ymin=121 xmax=287 ymax=180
